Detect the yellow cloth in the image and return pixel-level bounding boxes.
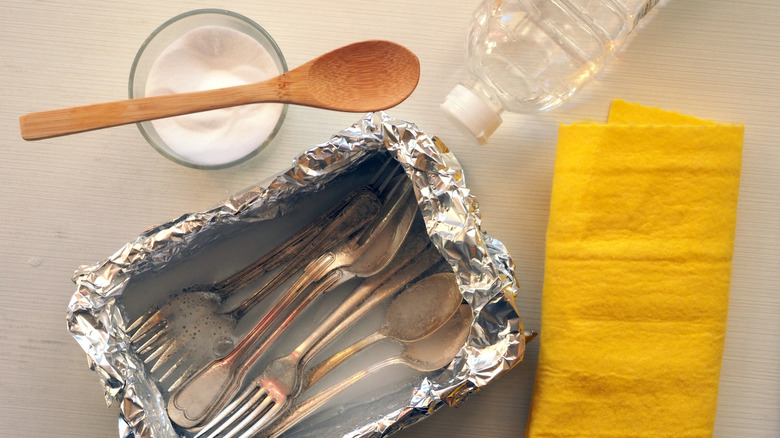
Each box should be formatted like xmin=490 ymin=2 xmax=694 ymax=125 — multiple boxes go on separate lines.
xmin=526 ymin=101 xmax=743 ymax=438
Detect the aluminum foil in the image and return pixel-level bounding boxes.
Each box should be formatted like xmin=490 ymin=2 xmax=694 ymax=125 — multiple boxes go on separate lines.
xmin=67 ymin=112 xmax=527 ymax=438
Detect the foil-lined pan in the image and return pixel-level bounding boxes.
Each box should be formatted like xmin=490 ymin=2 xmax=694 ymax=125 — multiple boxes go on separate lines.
xmin=67 ymin=112 xmax=527 ymax=438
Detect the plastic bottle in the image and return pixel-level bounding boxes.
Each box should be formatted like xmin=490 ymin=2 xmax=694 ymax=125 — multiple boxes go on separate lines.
xmin=441 ymin=0 xmax=663 ymax=144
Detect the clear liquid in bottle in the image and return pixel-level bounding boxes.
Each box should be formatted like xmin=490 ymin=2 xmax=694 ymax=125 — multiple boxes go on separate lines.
xmin=441 ymin=0 xmax=663 ymax=144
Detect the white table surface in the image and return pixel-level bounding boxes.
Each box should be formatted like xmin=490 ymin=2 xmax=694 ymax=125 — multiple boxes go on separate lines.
xmin=2 ymin=1 xmax=778 ymax=437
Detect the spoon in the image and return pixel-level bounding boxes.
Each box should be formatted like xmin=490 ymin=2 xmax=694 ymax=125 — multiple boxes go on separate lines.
xmin=262 ymin=303 xmax=473 ymax=438
xmin=304 ymin=272 xmax=463 ymax=387
xmin=19 ymin=40 xmax=420 ymax=140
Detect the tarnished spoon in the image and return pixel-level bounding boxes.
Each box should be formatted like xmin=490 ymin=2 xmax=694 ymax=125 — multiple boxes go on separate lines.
xmin=20 ymin=40 xmax=420 ymax=140
xmin=261 ymin=304 xmax=474 ymax=438
xmin=303 ymin=272 xmax=463 ymax=386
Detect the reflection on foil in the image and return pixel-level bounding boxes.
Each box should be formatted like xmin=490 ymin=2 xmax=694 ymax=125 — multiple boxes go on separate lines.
xmin=67 ymin=112 xmax=526 ymax=438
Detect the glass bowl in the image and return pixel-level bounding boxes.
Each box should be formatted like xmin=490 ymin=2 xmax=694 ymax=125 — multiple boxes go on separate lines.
xmin=129 ymin=9 xmax=288 ymax=169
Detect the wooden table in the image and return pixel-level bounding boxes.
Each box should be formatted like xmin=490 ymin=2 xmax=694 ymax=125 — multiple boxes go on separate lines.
xmin=2 ymin=0 xmax=778 ymax=436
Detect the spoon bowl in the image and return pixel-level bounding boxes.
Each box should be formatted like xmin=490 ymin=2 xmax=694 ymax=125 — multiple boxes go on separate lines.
xmin=291 ymin=39 xmax=420 ymax=112
xmin=20 ymin=40 xmax=420 ymax=140
xmin=401 ymin=303 xmax=473 ymax=371
xmin=384 ymin=272 xmax=462 ymax=342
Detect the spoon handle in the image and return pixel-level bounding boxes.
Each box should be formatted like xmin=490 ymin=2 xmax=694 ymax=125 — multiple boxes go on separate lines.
xmin=19 ymin=80 xmax=281 ymax=140
xmin=265 ymin=304 xmax=472 ymax=438
xmin=20 ymin=40 xmax=420 ymax=141
xmin=304 ymin=331 xmax=385 ymax=387
xmin=266 ymin=357 xmax=406 ymax=438
xmin=296 ymin=240 xmax=439 ymax=367
xmin=228 ymin=187 xmax=381 ymax=319
xmin=207 ymin=184 xmax=375 ymax=296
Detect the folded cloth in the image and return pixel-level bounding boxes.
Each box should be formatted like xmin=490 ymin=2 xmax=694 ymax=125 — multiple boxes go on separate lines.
xmin=526 ymin=101 xmax=743 ymax=438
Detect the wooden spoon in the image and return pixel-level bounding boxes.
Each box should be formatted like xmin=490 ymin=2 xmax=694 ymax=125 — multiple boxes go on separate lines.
xmin=19 ymin=40 xmax=420 ymax=141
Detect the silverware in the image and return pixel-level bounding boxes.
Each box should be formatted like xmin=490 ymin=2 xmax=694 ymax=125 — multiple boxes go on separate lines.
xmin=262 ymin=303 xmax=472 ymax=438
xmin=126 ymin=157 xmax=401 ymax=387
xmin=196 ymin=270 xmax=461 ymax=438
xmin=167 ymin=170 xmax=421 ymax=429
xmin=126 ymin=184 xmax=383 ymax=387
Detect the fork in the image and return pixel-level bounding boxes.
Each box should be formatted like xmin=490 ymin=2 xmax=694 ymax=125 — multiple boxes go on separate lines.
xmin=126 ymin=158 xmax=398 ymax=384
xmin=192 ymin=231 xmax=442 ymax=438
xmin=167 ymin=169 xmax=420 ymax=428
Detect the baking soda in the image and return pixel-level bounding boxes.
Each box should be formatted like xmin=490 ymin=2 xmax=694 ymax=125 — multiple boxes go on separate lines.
xmin=145 ymin=25 xmax=284 ymax=166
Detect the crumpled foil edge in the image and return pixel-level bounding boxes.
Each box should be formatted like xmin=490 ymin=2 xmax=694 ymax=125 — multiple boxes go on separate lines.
xmin=66 ymin=112 xmax=526 ymax=438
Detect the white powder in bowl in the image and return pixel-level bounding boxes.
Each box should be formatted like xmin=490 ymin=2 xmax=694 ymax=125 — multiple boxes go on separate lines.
xmin=145 ymin=25 xmax=284 ymax=167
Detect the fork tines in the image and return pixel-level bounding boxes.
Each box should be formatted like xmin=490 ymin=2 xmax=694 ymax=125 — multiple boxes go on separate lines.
xmin=126 ymin=307 xmax=191 ymax=390
xmin=127 ymin=307 xmax=165 ymax=344
xmin=196 ymin=385 xmax=283 ymax=438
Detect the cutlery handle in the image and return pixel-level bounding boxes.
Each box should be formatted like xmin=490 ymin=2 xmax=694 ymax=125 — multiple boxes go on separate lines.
xmin=297 ymin=241 xmax=440 ymax=373
xmin=228 ymin=187 xmax=381 ymax=318
xmin=19 ymin=81 xmax=278 ymax=140
xmin=227 ymin=189 xmax=381 ymax=360
xmin=196 ymin=185 xmax=364 ymax=296
xmin=304 ymin=331 xmax=385 ymax=387
xmin=265 ymin=357 xmax=404 ymax=438
xmin=241 ymin=268 xmax=347 ymax=370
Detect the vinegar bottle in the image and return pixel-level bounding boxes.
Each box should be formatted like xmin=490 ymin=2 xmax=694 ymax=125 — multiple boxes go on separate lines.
xmin=441 ymin=0 xmax=664 ymax=144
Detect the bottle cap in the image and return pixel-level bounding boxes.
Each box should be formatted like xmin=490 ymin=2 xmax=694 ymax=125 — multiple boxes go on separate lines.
xmin=440 ymin=84 xmax=503 ymax=145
